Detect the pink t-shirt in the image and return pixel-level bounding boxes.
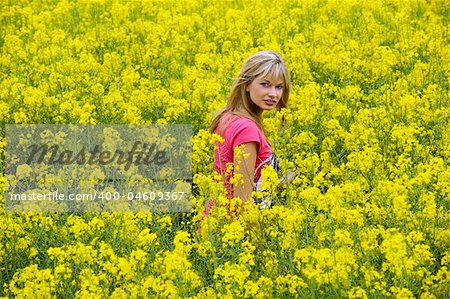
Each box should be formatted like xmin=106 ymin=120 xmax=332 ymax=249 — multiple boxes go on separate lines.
xmin=214 ymin=113 xmax=280 ymax=206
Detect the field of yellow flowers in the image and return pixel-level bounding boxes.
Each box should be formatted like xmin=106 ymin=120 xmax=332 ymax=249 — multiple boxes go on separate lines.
xmin=1 ymin=0 xmax=449 ymax=298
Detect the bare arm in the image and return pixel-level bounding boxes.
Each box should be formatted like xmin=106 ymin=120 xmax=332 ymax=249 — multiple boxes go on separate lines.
xmin=233 ymin=142 xmax=258 ymax=203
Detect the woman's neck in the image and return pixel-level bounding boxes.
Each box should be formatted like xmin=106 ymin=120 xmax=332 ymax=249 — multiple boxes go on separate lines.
xmin=234 ymin=107 xmax=263 ymax=118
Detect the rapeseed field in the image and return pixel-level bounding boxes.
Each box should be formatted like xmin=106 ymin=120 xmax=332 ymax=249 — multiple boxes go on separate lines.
xmin=0 ymin=0 xmax=449 ymax=298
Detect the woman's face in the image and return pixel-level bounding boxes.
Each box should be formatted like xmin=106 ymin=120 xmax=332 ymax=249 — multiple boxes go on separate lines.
xmin=246 ymin=75 xmax=284 ymax=111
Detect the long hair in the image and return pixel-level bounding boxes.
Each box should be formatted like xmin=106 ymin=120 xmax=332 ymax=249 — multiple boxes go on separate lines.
xmin=210 ymin=50 xmax=291 ymax=135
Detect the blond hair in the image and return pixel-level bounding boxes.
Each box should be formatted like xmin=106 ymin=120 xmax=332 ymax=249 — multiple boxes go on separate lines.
xmin=210 ymin=50 xmax=291 ymax=134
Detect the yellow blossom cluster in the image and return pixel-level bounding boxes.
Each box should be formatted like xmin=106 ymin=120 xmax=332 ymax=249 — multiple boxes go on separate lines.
xmin=1 ymin=0 xmax=449 ymax=298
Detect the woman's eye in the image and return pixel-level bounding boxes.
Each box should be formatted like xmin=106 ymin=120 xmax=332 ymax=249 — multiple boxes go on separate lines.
xmin=261 ymin=83 xmax=270 ymax=87
xmin=276 ymin=85 xmax=283 ymax=90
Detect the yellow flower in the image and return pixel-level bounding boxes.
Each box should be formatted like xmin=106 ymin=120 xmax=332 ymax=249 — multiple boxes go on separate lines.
xmin=333 ymin=229 xmax=354 ymax=248
xmin=348 ymin=286 xmax=368 ymax=299
xmin=16 ymin=164 xmax=33 ymax=179
xmin=157 ymin=215 xmax=172 ymax=231
xmin=221 ymin=220 xmax=245 ymax=247
xmin=137 ymin=228 xmax=158 ymax=248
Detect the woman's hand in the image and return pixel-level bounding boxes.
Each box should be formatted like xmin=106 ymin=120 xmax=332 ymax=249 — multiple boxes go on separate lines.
xmin=279 ymin=168 xmax=298 ymax=187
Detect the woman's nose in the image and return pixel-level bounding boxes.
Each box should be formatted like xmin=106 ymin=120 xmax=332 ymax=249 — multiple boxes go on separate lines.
xmin=268 ymin=86 xmax=277 ymax=96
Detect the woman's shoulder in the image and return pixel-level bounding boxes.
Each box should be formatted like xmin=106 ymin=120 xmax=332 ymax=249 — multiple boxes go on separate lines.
xmin=224 ymin=113 xmax=259 ymax=129
xmin=215 ymin=112 xmax=263 ymax=141
xmin=221 ymin=114 xmax=265 ymax=145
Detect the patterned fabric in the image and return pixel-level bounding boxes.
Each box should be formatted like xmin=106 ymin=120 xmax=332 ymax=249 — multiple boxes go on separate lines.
xmin=253 ymin=152 xmax=282 ymax=209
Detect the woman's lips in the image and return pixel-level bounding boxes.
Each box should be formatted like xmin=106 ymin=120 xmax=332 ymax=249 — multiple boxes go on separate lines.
xmin=264 ymin=99 xmax=276 ymax=106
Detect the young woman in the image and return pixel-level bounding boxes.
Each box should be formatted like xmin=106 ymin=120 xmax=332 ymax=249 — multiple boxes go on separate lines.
xmin=208 ymin=50 xmax=295 ymax=212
